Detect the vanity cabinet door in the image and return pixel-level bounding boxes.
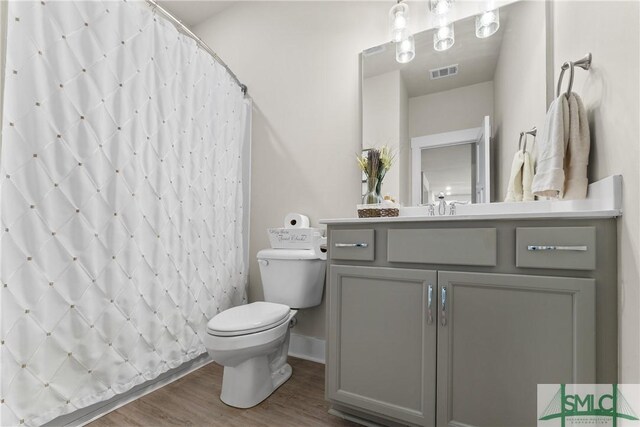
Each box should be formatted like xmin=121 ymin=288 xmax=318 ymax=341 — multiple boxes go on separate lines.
xmin=328 ymin=266 xmax=437 ymax=427
xmin=436 ymin=272 xmax=595 ymax=427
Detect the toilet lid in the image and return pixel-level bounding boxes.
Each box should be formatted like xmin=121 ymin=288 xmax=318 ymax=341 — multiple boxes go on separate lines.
xmin=206 ymin=302 xmax=290 ymax=337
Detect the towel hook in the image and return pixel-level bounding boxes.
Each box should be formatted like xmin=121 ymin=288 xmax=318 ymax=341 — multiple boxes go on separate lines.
xmin=556 ymin=61 xmax=575 ymax=98
xmin=556 ymin=53 xmax=592 ymax=98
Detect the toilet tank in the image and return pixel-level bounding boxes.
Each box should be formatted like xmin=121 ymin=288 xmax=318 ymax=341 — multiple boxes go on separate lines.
xmin=257 ymin=249 xmax=326 ymax=309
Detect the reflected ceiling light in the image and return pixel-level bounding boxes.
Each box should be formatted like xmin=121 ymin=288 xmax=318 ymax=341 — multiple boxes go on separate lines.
xmin=396 ymin=32 xmax=415 ymax=64
xmin=476 ymin=9 xmax=500 ymax=38
xmin=429 ymin=0 xmax=454 ymax=15
xmin=389 ymin=2 xmax=410 ymax=43
xmin=434 ymin=23 xmax=455 ymax=51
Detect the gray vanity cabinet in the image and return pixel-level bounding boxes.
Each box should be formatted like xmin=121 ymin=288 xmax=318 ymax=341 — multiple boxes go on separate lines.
xmin=327 ymin=266 xmax=437 ymax=427
xmin=436 ymin=272 xmax=595 ymax=427
xmin=325 ymin=220 xmax=615 ymax=427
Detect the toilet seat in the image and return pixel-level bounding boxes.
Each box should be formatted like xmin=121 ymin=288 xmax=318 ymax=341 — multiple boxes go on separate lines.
xmin=207 ymin=301 xmax=290 ymax=337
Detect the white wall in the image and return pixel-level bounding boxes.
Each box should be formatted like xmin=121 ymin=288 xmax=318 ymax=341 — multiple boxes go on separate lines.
xmin=493 ymin=0 xmax=547 ymax=201
xmin=409 ymin=81 xmax=494 ymax=137
xmin=194 ymin=2 xmax=640 ymax=377
xmin=399 ymin=74 xmax=410 ymax=205
xmin=553 ymin=1 xmax=640 ymax=382
xmin=362 ymin=70 xmax=402 ymax=200
xmin=194 ymin=1 xmax=391 ymax=338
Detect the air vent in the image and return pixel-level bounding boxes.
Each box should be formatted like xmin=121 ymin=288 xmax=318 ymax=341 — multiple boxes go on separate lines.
xmin=429 ymin=64 xmax=459 ymax=80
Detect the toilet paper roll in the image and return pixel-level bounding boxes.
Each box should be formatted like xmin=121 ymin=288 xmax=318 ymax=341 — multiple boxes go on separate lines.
xmin=284 ymin=212 xmax=310 ymax=229
xmin=312 ymin=234 xmax=328 ymax=261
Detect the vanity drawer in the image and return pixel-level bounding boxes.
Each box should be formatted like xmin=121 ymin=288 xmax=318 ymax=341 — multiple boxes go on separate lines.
xmin=516 ymin=227 xmax=596 ymax=270
xmin=387 ymin=228 xmax=497 ymax=266
xmin=330 ymin=229 xmax=375 ymax=261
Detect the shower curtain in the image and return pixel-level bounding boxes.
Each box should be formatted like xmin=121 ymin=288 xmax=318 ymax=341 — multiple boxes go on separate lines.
xmin=0 ymin=1 xmax=249 ymax=425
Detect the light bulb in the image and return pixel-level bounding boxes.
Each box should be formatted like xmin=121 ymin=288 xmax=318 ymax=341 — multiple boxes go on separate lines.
xmin=476 ymin=9 xmax=500 ymax=39
xmin=429 ymin=0 xmax=454 ymax=15
xmin=396 ymin=33 xmax=415 ymax=64
xmin=434 ymin=23 xmax=455 ymax=51
xmin=389 ymin=3 xmax=409 ymax=43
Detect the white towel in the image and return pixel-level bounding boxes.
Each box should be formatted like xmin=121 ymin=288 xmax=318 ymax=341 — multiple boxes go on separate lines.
xmin=522 ymin=150 xmax=534 ymax=201
xmin=563 ymin=93 xmax=590 ymax=199
xmin=505 ymin=150 xmax=524 ymax=202
xmin=531 ymin=95 xmax=570 ymax=198
xmin=504 ymin=149 xmax=535 ymax=202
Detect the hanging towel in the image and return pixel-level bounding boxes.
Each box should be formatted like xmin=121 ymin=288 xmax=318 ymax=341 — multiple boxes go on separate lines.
xmin=563 ymin=93 xmax=591 ymax=199
xmin=505 ymin=150 xmax=525 ymax=202
xmin=504 ymin=149 xmax=535 ymax=202
xmin=522 ymin=150 xmax=535 ymax=201
xmin=531 ymin=95 xmax=570 ymax=198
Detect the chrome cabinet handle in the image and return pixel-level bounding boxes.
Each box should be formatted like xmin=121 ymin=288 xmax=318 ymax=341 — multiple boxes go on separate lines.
xmin=427 ymin=284 xmax=433 ymax=324
xmin=527 ymin=245 xmax=587 ymax=252
xmin=334 ymin=243 xmax=369 ymax=248
xmin=441 ymin=287 xmax=447 ymax=327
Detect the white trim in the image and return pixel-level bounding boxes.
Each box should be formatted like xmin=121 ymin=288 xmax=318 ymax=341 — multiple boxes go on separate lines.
xmin=411 ymin=127 xmax=482 ymax=206
xmin=288 ymin=333 xmax=326 ymax=364
xmin=410 ymin=116 xmax=494 ymax=206
xmin=410 ymin=127 xmax=482 ymax=150
xmin=44 ymin=354 xmax=213 ymax=427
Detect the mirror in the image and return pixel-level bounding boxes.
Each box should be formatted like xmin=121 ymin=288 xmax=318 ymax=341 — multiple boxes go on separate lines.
xmin=361 ymin=0 xmax=550 ymax=205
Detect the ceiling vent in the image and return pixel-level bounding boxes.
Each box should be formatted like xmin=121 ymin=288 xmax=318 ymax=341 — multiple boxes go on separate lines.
xmin=429 ymin=64 xmax=459 ymax=80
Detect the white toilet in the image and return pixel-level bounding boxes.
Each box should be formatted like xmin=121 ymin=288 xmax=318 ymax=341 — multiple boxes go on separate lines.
xmin=204 ymin=246 xmax=326 ymax=408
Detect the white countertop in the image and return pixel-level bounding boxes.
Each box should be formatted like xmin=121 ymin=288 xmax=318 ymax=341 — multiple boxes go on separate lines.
xmin=320 ymin=176 xmax=623 ymax=225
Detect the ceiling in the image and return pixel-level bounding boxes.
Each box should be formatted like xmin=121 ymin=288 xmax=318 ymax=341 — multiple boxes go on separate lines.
xmin=157 ymin=0 xmax=235 ymax=27
xmin=363 ymin=4 xmax=512 ymax=98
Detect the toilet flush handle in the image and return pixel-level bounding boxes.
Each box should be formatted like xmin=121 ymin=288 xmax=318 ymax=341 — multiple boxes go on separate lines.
xmin=258 ymin=259 xmax=269 ymax=266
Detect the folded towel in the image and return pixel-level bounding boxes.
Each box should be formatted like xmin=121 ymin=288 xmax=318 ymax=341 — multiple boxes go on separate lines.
xmin=531 ymin=95 xmax=570 ymax=198
xmin=563 ymin=93 xmax=590 ymax=199
xmin=505 ymin=150 xmax=524 ymax=202
xmin=522 ymin=150 xmax=534 ymax=201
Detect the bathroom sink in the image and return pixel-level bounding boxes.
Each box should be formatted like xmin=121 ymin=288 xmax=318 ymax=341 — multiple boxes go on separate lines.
xmin=321 ymin=175 xmax=622 ymax=224
xmin=400 ymin=175 xmax=622 ymax=220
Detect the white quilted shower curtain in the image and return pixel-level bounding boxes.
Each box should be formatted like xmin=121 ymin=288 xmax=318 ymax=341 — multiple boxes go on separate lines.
xmin=0 ymin=1 xmax=249 ymax=425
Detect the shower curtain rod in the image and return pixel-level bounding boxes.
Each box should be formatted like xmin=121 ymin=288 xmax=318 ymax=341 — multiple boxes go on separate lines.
xmin=146 ymin=0 xmax=248 ymax=95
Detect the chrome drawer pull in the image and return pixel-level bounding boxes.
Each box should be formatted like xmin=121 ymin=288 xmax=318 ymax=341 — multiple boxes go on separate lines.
xmin=441 ymin=287 xmax=447 ymax=327
xmin=427 ymin=284 xmax=433 ymax=325
xmin=334 ymin=243 xmax=369 ymax=248
xmin=527 ymin=245 xmax=588 ymax=252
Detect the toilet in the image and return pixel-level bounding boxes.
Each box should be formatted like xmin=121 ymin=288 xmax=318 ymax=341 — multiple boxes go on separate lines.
xmin=204 ymin=244 xmax=326 ymax=408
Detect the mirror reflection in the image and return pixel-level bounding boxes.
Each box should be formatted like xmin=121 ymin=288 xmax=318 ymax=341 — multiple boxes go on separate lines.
xmin=361 ymin=0 xmax=549 ymax=205
xmin=421 ymin=144 xmax=473 ymax=204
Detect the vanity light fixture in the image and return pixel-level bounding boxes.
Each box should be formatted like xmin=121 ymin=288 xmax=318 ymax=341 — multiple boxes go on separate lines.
xmin=396 ymin=31 xmax=415 ymax=63
xmin=389 ymin=1 xmax=410 ymax=43
xmin=434 ymin=22 xmax=455 ymax=51
xmin=475 ymin=9 xmax=500 ymax=39
xmin=428 ymin=0 xmax=454 ymax=15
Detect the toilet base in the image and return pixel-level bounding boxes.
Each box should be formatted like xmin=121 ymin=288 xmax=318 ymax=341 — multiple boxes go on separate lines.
xmin=220 ymin=358 xmax=293 ymax=408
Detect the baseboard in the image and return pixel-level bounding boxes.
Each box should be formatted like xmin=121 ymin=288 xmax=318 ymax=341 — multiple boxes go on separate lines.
xmin=44 ymin=353 xmax=213 ymax=427
xmin=288 ymin=333 xmax=326 ymax=364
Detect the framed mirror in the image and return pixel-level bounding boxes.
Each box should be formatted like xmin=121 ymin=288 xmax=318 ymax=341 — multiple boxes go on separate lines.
xmin=361 ymin=0 xmax=551 ymax=205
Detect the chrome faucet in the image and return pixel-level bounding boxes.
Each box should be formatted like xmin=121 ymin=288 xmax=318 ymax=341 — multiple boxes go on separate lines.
xmin=426 ymin=203 xmax=435 ymax=216
xmin=437 ymin=193 xmax=447 ymax=215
